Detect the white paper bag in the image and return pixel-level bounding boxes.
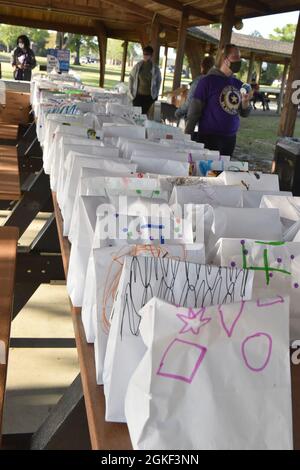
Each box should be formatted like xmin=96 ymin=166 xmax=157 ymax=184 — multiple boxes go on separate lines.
xmin=169 ymin=185 xmax=243 ymax=208
xmin=131 ymin=155 xmax=190 ymax=176
xmin=125 ymin=296 xmax=292 ymax=450
xmin=260 ymin=195 xmax=300 ymax=241
xmin=205 ymin=206 xmax=283 ymax=261
xmin=213 ymin=238 xmax=300 ymax=341
xmin=103 ymin=256 xmax=254 ymax=422
xmin=242 ymin=190 xmax=292 ymax=208
xmin=217 ymin=171 xmax=279 ymax=191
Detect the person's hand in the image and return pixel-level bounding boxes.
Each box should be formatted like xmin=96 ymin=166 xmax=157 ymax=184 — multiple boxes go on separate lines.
xmin=241 ymin=92 xmax=252 ymax=109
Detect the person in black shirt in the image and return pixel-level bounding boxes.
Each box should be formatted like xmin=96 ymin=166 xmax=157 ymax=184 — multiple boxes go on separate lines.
xmin=11 ymin=35 xmax=37 ymax=81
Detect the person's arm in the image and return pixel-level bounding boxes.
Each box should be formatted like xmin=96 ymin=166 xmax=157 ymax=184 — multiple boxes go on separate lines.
xmin=185 ymin=98 xmax=205 ymax=134
xmin=184 ymin=77 xmax=207 ymax=134
xmin=128 ymin=64 xmax=136 ymax=99
xmin=156 ymin=66 xmax=162 ymax=99
xmin=11 ymin=50 xmax=17 ymax=71
xmin=29 ymin=51 xmax=37 ymax=70
xmin=239 ymin=92 xmax=252 ymax=117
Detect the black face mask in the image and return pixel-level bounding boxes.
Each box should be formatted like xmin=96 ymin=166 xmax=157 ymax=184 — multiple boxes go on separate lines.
xmin=229 ymin=60 xmax=242 ymax=73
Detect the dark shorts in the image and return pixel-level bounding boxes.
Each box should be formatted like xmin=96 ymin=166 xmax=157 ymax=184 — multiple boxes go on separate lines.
xmin=197 ymin=133 xmax=237 ymax=157
xmin=133 ymin=95 xmax=155 ymax=115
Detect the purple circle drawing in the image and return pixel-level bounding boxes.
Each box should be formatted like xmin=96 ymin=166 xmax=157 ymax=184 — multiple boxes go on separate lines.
xmin=294 ymin=283 xmax=299 ymax=289
xmin=277 ymin=258 xmax=282 ymax=263
xmin=231 ymin=261 xmax=236 ymax=268
xmin=240 ymin=240 xmax=245 ymax=245
xmin=241 ymin=332 xmax=272 ymax=372
xmin=291 ymin=255 xmax=295 ymax=260
xmin=269 ymin=272 xmax=273 ymax=278
xmin=122 ymin=227 xmax=128 ymax=233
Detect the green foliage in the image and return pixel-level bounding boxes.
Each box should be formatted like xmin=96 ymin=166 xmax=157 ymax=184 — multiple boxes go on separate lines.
xmin=0 ymin=24 xmax=49 ymax=55
xmin=260 ymin=63 xmax=281 ymax=85
xmin=106 ymin=39 xmax=123 ymax=62
xmin=269 ymin=23 xmax=296 ymax=42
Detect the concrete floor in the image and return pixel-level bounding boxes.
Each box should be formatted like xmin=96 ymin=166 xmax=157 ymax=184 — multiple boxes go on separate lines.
xmin=1 ymin=211 xmax=80 ymax=436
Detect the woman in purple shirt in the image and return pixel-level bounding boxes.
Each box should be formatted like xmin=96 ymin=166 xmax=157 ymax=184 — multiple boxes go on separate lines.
xmin=185 ymin=44 xmax=251 ymax=156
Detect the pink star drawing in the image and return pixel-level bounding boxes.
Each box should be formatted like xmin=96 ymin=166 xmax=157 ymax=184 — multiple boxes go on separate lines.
xmin=177 ymin=307 xmax=211 ymax=335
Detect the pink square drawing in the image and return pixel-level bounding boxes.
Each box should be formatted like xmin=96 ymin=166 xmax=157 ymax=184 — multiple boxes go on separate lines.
xmin=157 ymin=338 xmax=207 ymax=384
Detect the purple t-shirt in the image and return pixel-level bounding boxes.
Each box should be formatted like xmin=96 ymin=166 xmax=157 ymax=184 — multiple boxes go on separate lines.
xmin=193 ymin=73 xmax=243 ymax=137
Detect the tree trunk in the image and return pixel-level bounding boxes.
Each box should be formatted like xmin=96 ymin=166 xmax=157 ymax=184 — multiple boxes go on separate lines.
xmin=56 ymin=32 xmax=64 ymax=49
xmin=73 ymin=39 xmax=81 ymax=66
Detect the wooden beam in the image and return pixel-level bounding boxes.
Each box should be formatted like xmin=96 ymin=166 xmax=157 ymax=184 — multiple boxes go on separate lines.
xmin=238 ymin=0 xmax=272 ymax=13
xmin=0 ymin=12 xmax=96 ymax=35
xmin=150 ymin=0 xmax=217 ymax=22
xmin=173 ymin=9 xmax=189 ymax=90
xmin=0 ymin=0 xmax=113 ymax=21
xmin=186 ymin=39 xmax=204 ymax=80
xmin=216 ymin=0 xmax=238 ymax=65
xmin=277 ymin=59 xmax=290 ymax=114
xmin=100 ymin=0 xmax=154 ymax=19
xmin=247 ymin=51 xmax=255 ymax=83
xmin=96 ymin=22 xmax=107 ymax=88
xmin=100 ymin=0 xmax=178 ymax=26
xmin=121 ymin=41 xmax=128 ymax=82
xmin=278 ymin=12 xmax=300 ymax=137
xmin=150 ymin=18 xmax=160 ymax=65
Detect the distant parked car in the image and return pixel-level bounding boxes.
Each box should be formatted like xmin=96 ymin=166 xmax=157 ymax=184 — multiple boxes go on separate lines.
xmin=81 ymin=56 xmax=98 ymax=64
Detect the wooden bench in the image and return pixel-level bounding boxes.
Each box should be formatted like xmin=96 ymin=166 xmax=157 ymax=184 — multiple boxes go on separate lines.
xmin=0 ymin=91 xmax=30 ymax=125
xmin=0 ymin=124 xmax=19 ymax=143
xmin=0 ymin=226 xmax=19 ymax=446
xmin=52 ymin=192 xmax=132 ymax=450
xmin=0 ymin=145 xmax=21 ymax=201
xmin=52 ymin=192 xmax=300 ymax=450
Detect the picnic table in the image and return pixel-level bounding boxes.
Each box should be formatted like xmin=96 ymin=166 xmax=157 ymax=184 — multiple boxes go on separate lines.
xmin=0 ymin=227 xmax=18 ymax=446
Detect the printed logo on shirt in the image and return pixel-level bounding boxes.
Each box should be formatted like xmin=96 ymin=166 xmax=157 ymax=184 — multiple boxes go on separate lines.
xmin=219 ymin=85 xmax=241 ymax=115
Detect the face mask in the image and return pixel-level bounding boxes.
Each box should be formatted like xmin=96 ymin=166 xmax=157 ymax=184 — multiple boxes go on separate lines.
xmin=229 ymin=60 xmax=242 ymax=73
xmin=18 ymin=43 xmax=25 ymax=49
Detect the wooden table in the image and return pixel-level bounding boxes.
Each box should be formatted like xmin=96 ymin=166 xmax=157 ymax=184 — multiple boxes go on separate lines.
xmin=0 ymin=145 xmax=21 ymax=201
xmin=52 ymin=192 xmax=132 ymax=450
xmin=52 ymin=192 xmax=300 ymax=450
xmin=0 ymin=226 xmax=18 ymax=445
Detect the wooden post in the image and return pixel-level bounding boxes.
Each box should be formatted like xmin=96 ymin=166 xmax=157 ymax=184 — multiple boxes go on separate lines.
xmin=150 ymin=18 xmax=160 ymax=65
xmin=247 ymin=52 xmax=255 ymax=83
xmin=186 ymin=39 xmax=204 ymax=80
xmin=279 ymin=12 xmax=300 ymax=136
xmin=160 ymin=45 xmax=168 ymax=97
xmin=120 ymin=41 xmax=128 ymax=82
xmin=97 ymin=25 xmax=107 ymax=88
xmin=216 ymin=0 xmax=237 ymax=65
xmin=256 ymin=60 xmax=262 ymax=83
xmin=277 ymin=59 xmax=290 ymax=114
xmin=173 ymin=9 xmax=189 ymax=90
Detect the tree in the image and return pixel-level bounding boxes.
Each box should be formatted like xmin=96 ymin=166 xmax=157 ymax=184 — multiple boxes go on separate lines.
xmin=269 ymin=24 xmax=296 ymax=42
xmin=261 ymin=63 xmax=281 ymax=85
xmin=0 ymin=25 xmax=26 ymax=52
xmin=106 ymin=39 xmax=123 ymax=65
xmin=0 ymin=24 xmax=49 ymax=55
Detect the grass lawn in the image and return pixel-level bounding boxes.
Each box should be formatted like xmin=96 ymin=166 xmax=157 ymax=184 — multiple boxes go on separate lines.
xmin=236 ymin=113 xmax=300 ymax=171
xmin=0 ymin=52 xmax=189 ymax=91
xmin=1 ymin=52 xmax=300 ymax=171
